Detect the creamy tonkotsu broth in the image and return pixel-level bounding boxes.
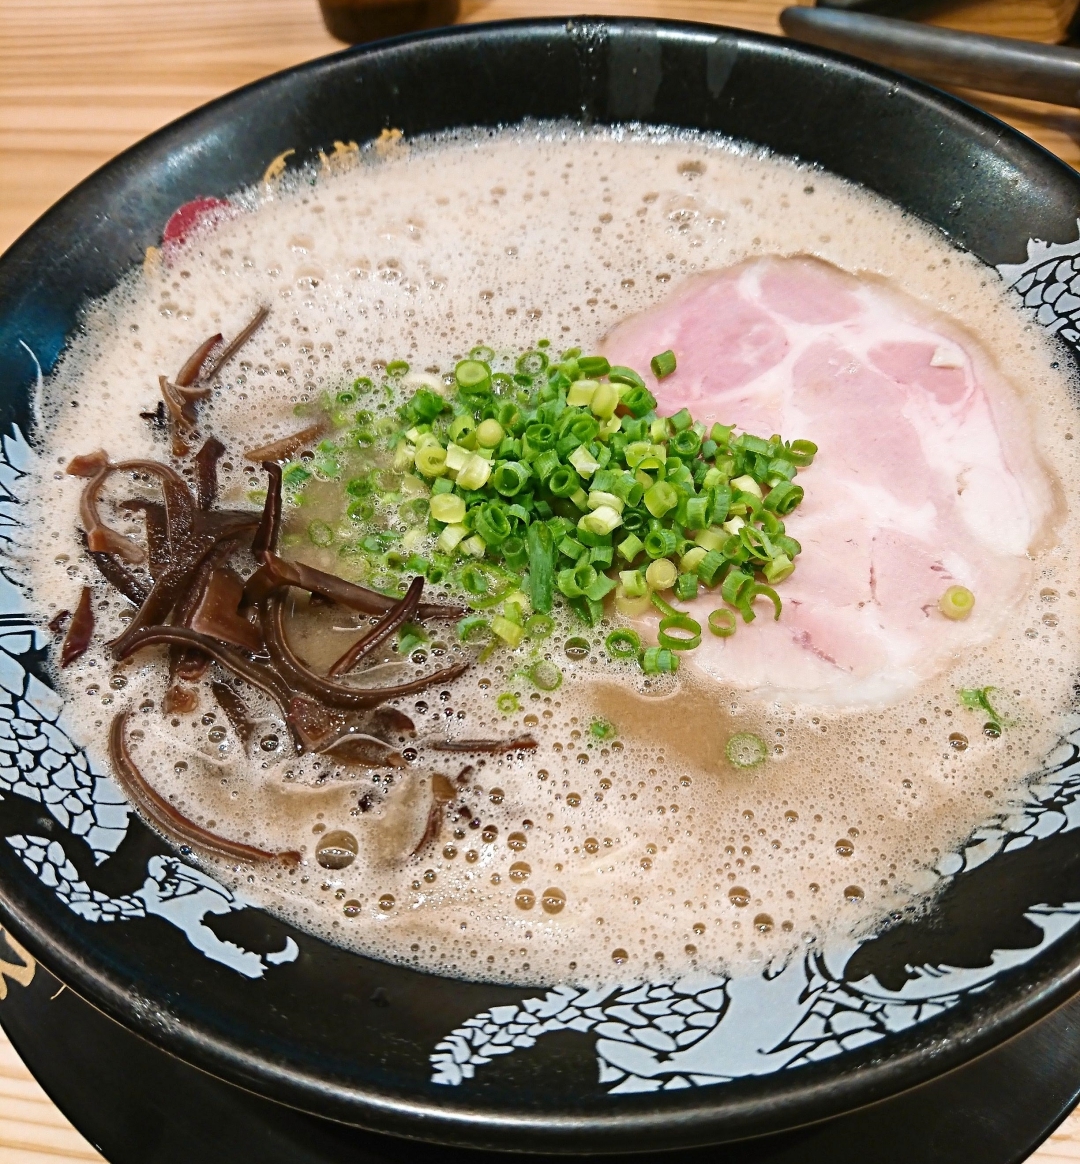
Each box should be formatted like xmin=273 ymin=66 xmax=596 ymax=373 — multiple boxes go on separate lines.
xmin=20 ymin=125 xmax=1080 ymax=988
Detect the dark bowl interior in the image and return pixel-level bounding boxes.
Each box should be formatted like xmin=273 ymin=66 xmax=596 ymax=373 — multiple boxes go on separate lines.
xmin=2 ymin=17 xmax=1080 ymax=1155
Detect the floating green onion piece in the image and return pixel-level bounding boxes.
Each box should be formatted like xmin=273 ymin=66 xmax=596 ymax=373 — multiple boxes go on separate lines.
xmin=605 ymin=629 xmax=641 ymax=659
xmin=708 ymin=608 xmax=737 ymax=637
xmin=459 ymin=564 xmax=493 ymax=596
xmin=492 ymin=461 xmax=530 ymax=497
xmin=529 ymin=659 xmax=563 ymax=691
xmin=619 ymin=569 xmax=648 ymax=598
xmin=472 ymin=502 xmax=509 ymax=547
xmin=609 ymin=365 xmax=646 ymax=390
xmin=548 ymin=466 xmax=580 ymax=497
xmin=643 ymin=481 xmax=678 ymax=519
xmin=501 ymin=535 xmax=528 ymax=571
xmin=579 ymin=506 xmax=623 ymax=536
xmin=618 ymin=533 xmax=644 ymax=562
xmin=584 ymin=572 xmax=616 ymax=602
xmin=577 ymin=356 xmax=611 ymax=377
xmin=448 ymin=414 xmax=476 ymax=446
xmin=282 ymin=464 xmax=311 ymax=488
xmin=455 ymin=359 xmax=492 ymax=397
xmin=958 ymin=685 xmax=1003 ymax=727
xmin=527 ymin=522 xmax=555 ymax=614
xmin=415 ymin=444 xmax=448 ymax=477
xmin=525 ymin=614 xmax=555 ymax=639
xmin=645 ymin=558 xmax=678 ymax=592
xmin=476 ymin=418 xmax=505 ymax=448
xmin=490 ymin=615 xmax=525 ymax=647
xmin=589 ymin=717 xmax=617 ymax=741
xmin=457 ymin=615 xmax=491 ymax=644
xmin=517 ymin=350 xmax=549 ymax=376
xmin=640 ymin=646 xmax=679 ymax=674
xmin=590 ymin=382 xmax=620 ymax=419
xmin=557 ymin=561 xmax=597 ymax=599
xmin=668 ymin=407 xmax=692 ymax=432
xmin=430 ymin=493 xmax=466 ymax=524
xmin=721 ymin=568 xmax=755 ymax=609
xmin=674 ymin=572 xmax=699 ymax=601
xmin=750 ymin=583 xmax=782 ymax=622
xmin=658 ymin=613 xmax=702 ymax=651
xmin=763 ymin=554 xmax=794 ymax=584
xmin=787 ymin=439 xmax=818 ymax=467
xmin=525 ymin=422 xmax=556 ymax=452
xmin=763 ymin=481 xmax=804 ymax=515
xmin=405 ymin=387 xmax=445 ymax=423
xmin=347 ymin=498 xmax=375 ymax=523
xmin=649 ymin=591 xmax=679 ymax=618
xmin=940 ymin=585 xmax=975 ymax=620
xmin=726 ymin=732 xmax=767 ymax=768
xmin=620 ymin=385 xmax=658 ymax=417
xmin=386 ymin=359 xmax=410 ymax=376
xmin=651 ymin=349 xmax=677 ymax=379
xmin=307 ymin=520 xmax=334 ymax=547
xmin=496 ymin=692 xmax=521 ymax=714
xmin=670 ymin=429 xmax=701 ymax=457
xmin=644 ymin=527 xmax=677 ymax=559
xmin=683 ymin=495 xmax=709 ymax=531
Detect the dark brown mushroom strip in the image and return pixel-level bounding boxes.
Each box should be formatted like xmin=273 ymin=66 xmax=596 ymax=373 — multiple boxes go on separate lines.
xmin=430 ymin=735 xmax=539 ymax=754
xmin=201 ymin=306 xmax=268 ymax=383
xmin=327 ymin=575 xmax=424 ymax=678
xmin=263 ymin=597 xmax=470 ymax=709
xmin=118 ymin=499 xmax=169 ymax=578
xmin=211 ymin=680 xmax=256 ymax=748
xmin=317 ymin=731 xmax=404 ymax=768
xmin=243 ymin=420 xmax=329 ymax=465
xmin=159 ymin=375 xmax=198 ymax=429
xmin=175 ymin=332 xmax=222 ymax=388
xmin=115 ymin=625 xmax=293 ymax=709
xmin=109 ymin=710 xmax=299 ymax=865
xmin=65 ymin=450 xmax=109 ymax=479
xmin=79 ymin=531 xmax=149 ymax=606
xmin=369 ymin=706 xmax=415 ymax=736
xmin=168 ymin=538 xmax=245 ymax=683
xmin=250 ymin=462 xmax=282 ymax=557
xmin=193 ymin=437 xmax=226 ymax=510
xmin=48 ymin=609 xmax=70 ymax=635
xmin=248 ymin=551 xmax=466 ymax=621
xmin=189 ymin=567 xmax=261 ymax=652
xmin=60 ymin=587 xmax=94 ymax=667
xmin=410 ymin=772 xmax=457 ymax=855
xmin=287 ymin=696 xmax=348 ymax=752
xmin=72 ymin=458 xmax=146 ymax=563
xmin=111 ymin=459 xmax=196 ymax=544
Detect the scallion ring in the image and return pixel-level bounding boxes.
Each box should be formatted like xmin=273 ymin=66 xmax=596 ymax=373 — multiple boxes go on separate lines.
xmin=708 ymin=609 xmax=737 ymax=638
xmin=605 ymin=629 xmax=642 ymax=659
xmin=939 ymin=585 xmax=975 ymax=620
xmin=658 ymin=613 xmax=702 ymax=651
xmin=726 ymin=732 xmax=767 ymax=768
xmin=525 ymin=614 xmax=555 ymax=639
xmin=457 ymin=615 xmax=492 ymax=644
xmin=529 ymin=659 xmax=563 ymax=691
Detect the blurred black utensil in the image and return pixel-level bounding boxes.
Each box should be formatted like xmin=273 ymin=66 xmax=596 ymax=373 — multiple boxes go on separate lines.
xmin=781 ymin=6 xmax=1080 ymax=106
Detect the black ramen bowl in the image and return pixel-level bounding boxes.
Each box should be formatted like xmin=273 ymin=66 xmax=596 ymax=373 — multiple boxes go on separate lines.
xmin=2 ymin=17 xmax=1080 ymax=1156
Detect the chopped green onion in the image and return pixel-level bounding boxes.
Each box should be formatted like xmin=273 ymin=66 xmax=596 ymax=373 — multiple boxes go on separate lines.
xmin=605 ymin=629 xmax=641 ymax=659
xmin=474 ymin=502 xmax=511 ymax=546
xmin=307 ymin=520 xmax=334 ymax=547
xmin=476 ymin=418 xmax=505 ymax=448
xmin=674 ymin=572 xmax=699 ymax=601
xmin=578 ymin=356 xmax=611 ymax=377
xmin=457 ymin=615 xmax=491 ymax=643
xmin=590 ymin=382 xmax=620 ymax=419
xmin=658 ymin=612 xmax=702 ymax=650
xmin=456 ymin=453 xmax=492 ymax=491
xmin=502 ymin=535 xmax=528 ymax=571
xmin=529 ymin=659 xmax=563 ymax=691
xmin=548 ymin=466 xmax=580 ymax=497
xmin=619 ymin=569 xmax=648 ymax=598
xmin=651 ymin=349 xmax=677 ymax=379
xmin=387 ymin=359 xmax=410 ymax=376
xmin=525 ymin=613 xmax=555 ymax=639
xmin=787 ymin=439 xmax=818 ymax=467
xmin=641 ymin=646 xmax=679 ymax=674
xmin=455 ymin=359 xmax=492 ymax=397
xmin=497 ymin=692 xmax=520 ymax=714
xmin=578 ymin=506 xmax=623 ymax=536
xmin=618 ymin=533 xmax=645 ymax=563
xmin=645 ymin=558 xmax=678 ymax=591
xmin=527 ymin=522 xmax=555 ymax=614
xmin=763 ymin=481 xmax=804 ymax=515
xmin=708 ymin=608 xmax=737 ymax=637
xmin=940 ymin=585 xmax=975 ymax=620
xmin=491 ymin=615 xmax=525 ymax=648
xmin=415 ymin=444 xmax=448 ymax=477
xmin=567 ymin=379 xmax=598 ymax=408
xmin=726 ymin=732 xmax=767 ymax=768
xmin=517 ymin=350 xmax=549 ymax=375
xmin=620 ymin=385 xmax=658 ymax=417
xmin=492 ymin=461 xmax=530 ymax=496
xmin=609 ymin=365 xmax=646 ymax=389
xmin=614 ymin=584 xmax=652 ymax=616
xmin=644 ymin=481 xmax=679 ymax=518
xmin=430 ymin=493 xmax=466 ymax=524
xmin=589 ymin=717 xmax=617 ymax=741
xmin=644 ymin=527 xmax=677 ymax=559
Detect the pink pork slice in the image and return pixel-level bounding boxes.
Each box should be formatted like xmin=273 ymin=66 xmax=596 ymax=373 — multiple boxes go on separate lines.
xmin=602 ymin=255 xmax=1059 ymax=706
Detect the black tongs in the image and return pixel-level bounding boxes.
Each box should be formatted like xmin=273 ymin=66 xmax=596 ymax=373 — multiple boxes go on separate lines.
xmin=780 ymin=5 xmax=1080 ymax=109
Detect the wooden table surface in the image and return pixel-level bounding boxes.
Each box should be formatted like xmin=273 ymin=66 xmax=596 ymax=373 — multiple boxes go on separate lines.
xmin=4 ymin=0 xmax=1080 ymax=1159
